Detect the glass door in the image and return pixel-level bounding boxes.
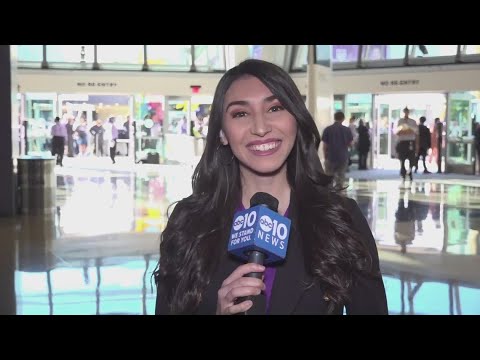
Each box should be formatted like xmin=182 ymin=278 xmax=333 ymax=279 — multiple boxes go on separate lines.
xmin=446 ymin=91 xmax=479 ymax=174
xmin=376 ymin=103 xmax=390 ymax=162
xmin=166 ymin=97 xmax=190 ymax=136
xmin=25 ymin=93 xmax=57 ymax=157
xmin=373 ymin=96 xmax=397 ymax=169
xmin=133 ymin=94 xmax=165 ymax=164
xmin=17 ymin=93 xmax=26 ymax=156
xmin=191 ymin=96 xmax=213 ymax=158
xmin=374 ymin=93 xmax=447 ymax=170
xmin=164 ymin=97 xmax=192 ymax=164
xmin=344 ymin=93 xmax=373 ymax=168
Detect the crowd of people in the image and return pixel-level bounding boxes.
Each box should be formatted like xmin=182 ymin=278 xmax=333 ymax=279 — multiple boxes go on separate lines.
xmin=322 ymin=107 xmax=453 ymax=188
xmin=50 ymin=114 xmax=130 ymax=165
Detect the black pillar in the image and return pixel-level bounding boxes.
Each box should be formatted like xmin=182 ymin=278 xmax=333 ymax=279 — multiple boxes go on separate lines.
xmin=0 ymin=45 xmax=15 ymax=217
xmin=0 ymin=46 xmax=16 ymax=314
xmin=0 ymin=217 xmax=16 ymax=314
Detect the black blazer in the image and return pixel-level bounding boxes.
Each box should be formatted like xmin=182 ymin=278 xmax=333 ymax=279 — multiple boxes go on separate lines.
xmin=156 ymin=196 xmax=388 ymax=315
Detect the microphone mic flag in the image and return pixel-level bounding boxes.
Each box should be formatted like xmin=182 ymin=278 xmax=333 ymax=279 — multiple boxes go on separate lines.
xmin=228 ymin=192 xmax=291 ymax=268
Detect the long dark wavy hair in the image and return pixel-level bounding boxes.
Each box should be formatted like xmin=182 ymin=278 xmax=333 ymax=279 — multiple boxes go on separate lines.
xmin=154 ymin=59 xmax=374 ymax=314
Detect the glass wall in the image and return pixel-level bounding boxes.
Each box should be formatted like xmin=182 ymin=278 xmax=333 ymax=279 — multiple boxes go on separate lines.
xmin=290 ymin=45 xmax=307 ymax=71
xmin=345 ymin=93 xmax=373 ymax=124
xmin=465 ymin=45 xmax=480 ymax=55
xmin=17 ymin=45 xmax=43 ymax=67
xmin=315 ymin=45 xmax=331 ymax=67
xmin=411 ymin=45 xmax=458 ymax=58
xmin=16 ymin=45 xmax=480 ymax=72
xmin=288 ymin=45 xmax=331 ymax=69
xmin=332 ymin=45 xmax=359 ymax=63
xmin=248 ymin=45 xmax=288 ymax=68
xmin=363 ymin=45 xmax=406 ymax=60
xmin=446 ymin=91 xmax=479 ymax=173
xmin=146 ymin=45 xmax=191 ymax=71
xmin=46 ymin=45 xmax=94 ymax=68
xmin=17 ymin=45 xmax=226 ymax=72
xmin=18 ymin=91 xmax=215 ymax=166
xmin=462 ymin=45 xmax=480 ymax=63
xmin=97 ymin=45 xmax=144 ymax=70
xmin=286 ymin=44 xmax=480 ymax=71
xmin=194 ymin=45 xmax=225 ymax=71
xmin=408 ymin=45 xmax=458 ymax=65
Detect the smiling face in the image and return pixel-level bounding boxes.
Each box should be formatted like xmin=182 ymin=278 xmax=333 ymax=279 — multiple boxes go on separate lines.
xmin=220 ymin=75 xmax=297 ymax=177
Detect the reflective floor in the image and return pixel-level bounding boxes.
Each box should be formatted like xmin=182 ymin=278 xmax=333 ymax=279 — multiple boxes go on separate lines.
xmin=346 ymin=178 xmax=480 ymax=315
xmin=1 ymin=162 xmax=479 ymax=315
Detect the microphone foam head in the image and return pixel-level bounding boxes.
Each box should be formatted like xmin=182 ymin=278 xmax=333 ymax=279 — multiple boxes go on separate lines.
xmin=250 ymin=192 xmax=279 ymax=212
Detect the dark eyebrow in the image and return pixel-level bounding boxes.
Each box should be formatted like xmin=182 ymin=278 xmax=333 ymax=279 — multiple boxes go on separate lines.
xmin=225 ymin=95 xmax=279 ymax=112
xmin=225 ymin=100 xmax=248 ymax=112
xmin=263 ymin=95 xmax=278 ymax=103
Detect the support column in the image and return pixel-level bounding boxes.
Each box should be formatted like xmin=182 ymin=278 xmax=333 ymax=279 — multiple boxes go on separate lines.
xmin=306 ymin=45 xmax=333 ymax=163
xmin=0 ymin=45 xmax=18 ymax=217
xmin=0 ymin=217 xmax=16 ymax=314
xmin=0 ymin=45 xmax=17 ymax=314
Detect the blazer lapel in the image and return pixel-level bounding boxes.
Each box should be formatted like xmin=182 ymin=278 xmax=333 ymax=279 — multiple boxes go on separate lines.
xmin=268 ymin=190 xmax=311 ymax=315
xmin=267 ymin=222 xmax=309 ymax=315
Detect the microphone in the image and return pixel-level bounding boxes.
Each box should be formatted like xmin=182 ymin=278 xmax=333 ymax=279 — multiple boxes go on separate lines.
xmin=227 ymin=192 xmax=291 ymax=309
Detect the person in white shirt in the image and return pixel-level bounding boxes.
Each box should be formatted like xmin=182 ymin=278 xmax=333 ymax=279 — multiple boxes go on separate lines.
xmin=108 ymin=117 xmax=119 ymax=164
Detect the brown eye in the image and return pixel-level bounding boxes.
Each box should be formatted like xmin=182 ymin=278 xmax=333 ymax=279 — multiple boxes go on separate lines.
xmin=232 ymin=111 xmax=247 ymax=118
xmin=269 ymin=105 xmax=284 ymax=113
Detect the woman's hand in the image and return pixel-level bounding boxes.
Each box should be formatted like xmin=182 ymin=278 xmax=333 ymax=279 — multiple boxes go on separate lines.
xmin=216 ymin=263 xmax=265 ymax=315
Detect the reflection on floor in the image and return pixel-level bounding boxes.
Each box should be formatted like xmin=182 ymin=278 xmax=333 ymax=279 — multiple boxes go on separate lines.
xmin=1 ymin=166 xmax=479 ymax=315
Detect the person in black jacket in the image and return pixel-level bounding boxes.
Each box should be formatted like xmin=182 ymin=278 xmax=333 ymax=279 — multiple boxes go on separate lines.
xmin=414 ymin=116 xmax=432 ymax=174
xmin=153 ymin=59 xmax=388 ymax=315
xmin=475 ymin=121 xmax=480 ymax=175
xmin=66 ymin=117 xmax=75 ymax=157
xmin=357 ymin=119 xmax=371 ymax=170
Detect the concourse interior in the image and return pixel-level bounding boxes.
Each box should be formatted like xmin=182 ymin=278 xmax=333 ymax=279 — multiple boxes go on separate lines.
xmin=3 ymin=45 xmax=480 ymax=316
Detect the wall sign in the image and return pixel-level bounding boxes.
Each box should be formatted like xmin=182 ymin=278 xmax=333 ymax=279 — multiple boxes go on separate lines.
xmin=76 ymin=82 xmax=118 ymax=87
xmin=380 ymin=80 xmax=420 ymax=86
